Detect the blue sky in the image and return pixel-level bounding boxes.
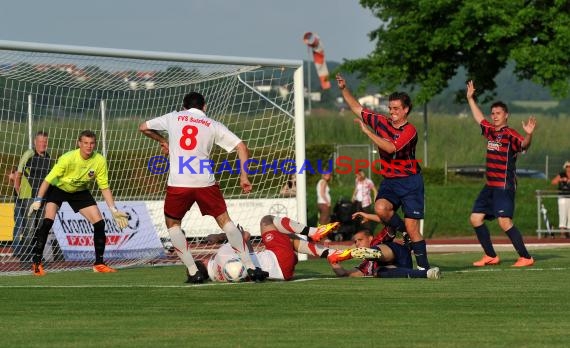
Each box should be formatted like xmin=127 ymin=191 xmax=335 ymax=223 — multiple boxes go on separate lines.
xmin=0 ymin=0 xmax=378 ymax=62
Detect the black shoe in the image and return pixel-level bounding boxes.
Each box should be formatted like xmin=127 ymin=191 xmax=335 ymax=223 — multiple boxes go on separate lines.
xmin=195 ymin=260 xmax=209 ymax=280
xmin=185 ymin=269 xmax=205 ymax=284
xmin=247 ymin=267 xmax=268 ymax=282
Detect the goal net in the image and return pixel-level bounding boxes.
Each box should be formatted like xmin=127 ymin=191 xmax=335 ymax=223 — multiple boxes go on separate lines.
xmin=0 ymin=41 xmax=305 ymax=275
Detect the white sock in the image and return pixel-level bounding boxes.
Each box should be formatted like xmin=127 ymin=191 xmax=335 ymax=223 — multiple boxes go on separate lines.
xmin=296 ymin=240 xmax=330 ymax=257
xmin=272 ymin=216 xmax=315 ymax=235
xmin=223 ymin=222 xmax=255 ymax=269
xmin=168 ymin=226 xmax=198 ymax=275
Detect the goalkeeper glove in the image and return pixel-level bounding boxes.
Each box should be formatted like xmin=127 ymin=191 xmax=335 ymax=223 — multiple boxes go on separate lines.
xmin=110 ymin=207 xmax=129 ymax=229
xmin=27 ymin=197 xmax=44 ymax=217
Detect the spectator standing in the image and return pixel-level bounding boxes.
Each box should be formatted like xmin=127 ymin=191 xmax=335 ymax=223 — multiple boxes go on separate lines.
xmin=12 ymin=131 xmax=52 ymax=259
xmin=352 ymin=169 xmax=377 ymax=213
xmin=316 ymin=172 xmax=332 ymax=225
xmin=551 ymin=161 xmax=570 ymax=238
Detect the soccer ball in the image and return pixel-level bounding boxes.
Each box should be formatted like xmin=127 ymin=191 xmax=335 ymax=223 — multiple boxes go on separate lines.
xmin=222 ymin=258 xmax=247 ymax=282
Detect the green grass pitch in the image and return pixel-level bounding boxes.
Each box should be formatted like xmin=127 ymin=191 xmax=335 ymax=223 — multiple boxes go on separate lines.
xmin=1 ymin=249 xmax=570 ymax=348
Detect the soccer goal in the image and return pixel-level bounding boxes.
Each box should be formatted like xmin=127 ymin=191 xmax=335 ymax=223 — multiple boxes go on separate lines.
xmin=0 ymin=40 xmax=306 ymax=275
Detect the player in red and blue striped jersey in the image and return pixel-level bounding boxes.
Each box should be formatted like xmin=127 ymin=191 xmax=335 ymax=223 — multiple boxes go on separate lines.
xmin=329 ymin=229 xmax=441 ymax=279
xmin=466 ymin=80 xmax=537 ymax=267
xmin=336 ymin=73 xmax=430 ymax=271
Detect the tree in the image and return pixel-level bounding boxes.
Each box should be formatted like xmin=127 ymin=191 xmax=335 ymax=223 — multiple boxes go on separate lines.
xmin=341 ymin=0 xmax=570 ymax=103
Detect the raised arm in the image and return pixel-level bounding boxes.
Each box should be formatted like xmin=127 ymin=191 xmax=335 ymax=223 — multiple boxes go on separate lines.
xmin=466 ymin=80 xmax=485 ymax=125
xmin=336 ymin=73 xmax=363 ymax=116
xmin=521 ymin=116 xmax=536 ymax=150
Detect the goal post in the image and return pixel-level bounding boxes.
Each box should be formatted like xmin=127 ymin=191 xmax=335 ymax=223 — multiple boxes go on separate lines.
xmin=0 ymin=40 xmax=305 ymax=275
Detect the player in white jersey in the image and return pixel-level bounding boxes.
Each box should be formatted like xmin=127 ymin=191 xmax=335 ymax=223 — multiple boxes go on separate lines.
xmin=139 ymin=91 xmax=266 ymax=283
xmin=203 ymin=215 xmax=382 ymax=282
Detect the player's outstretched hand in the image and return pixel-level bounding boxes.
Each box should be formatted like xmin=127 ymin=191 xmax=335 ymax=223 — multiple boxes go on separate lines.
xmin=352 ymin=211 xmax=370 ymax=223
xmin=466 ymin=80 xmax=476 ymax=100
xmin=352 ymin=211 xmax=381 ymax=223
xmin=111 ymin=208 xmax=129 ymax=229
xmin=27 ymin=197 xmax=43 ymax=217
xmin=522 ymin=115 xmax=537 ymax=135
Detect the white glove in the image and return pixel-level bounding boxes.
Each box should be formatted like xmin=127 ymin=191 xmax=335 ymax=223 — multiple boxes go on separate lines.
xmin=111 ymin=207 xmax=129 ymax=229
xmin=27 ymin=197 xmax=43 ymax=217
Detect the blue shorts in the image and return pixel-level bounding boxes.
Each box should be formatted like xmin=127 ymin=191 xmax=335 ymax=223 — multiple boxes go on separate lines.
xmin=471 ymin=186 xmax=515 ymax=219
xmin=385 ymin=242 xmax=413 ymax=268
xmin=371 ymin=242 xmax=413 ymax=275
xmin=377 ymin=174 xmax=424 ymax=219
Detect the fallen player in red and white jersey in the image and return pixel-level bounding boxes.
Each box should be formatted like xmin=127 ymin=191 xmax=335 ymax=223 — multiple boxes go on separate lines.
xmin=202 ymin=215 xmax=382 ymax=282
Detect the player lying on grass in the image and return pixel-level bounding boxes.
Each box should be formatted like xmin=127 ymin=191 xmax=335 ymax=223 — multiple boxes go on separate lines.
xmin=201 ymin=215 xmax=382 ymax=282
xmin=329 ymin=212 xmax=441 ymax=279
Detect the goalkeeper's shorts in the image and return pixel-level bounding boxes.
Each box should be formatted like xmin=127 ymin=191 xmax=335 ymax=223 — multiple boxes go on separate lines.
xmin=46 ymin=186 xmax=96 ymax=213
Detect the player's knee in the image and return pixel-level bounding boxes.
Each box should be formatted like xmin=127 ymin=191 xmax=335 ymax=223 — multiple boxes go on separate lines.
xmin=497 ymin=217 xmax=513 ymax=231
xmin=375 ymin=207 xmax=391 ymax=220
xmin=469 ymin=214 xmax=483 ymax=227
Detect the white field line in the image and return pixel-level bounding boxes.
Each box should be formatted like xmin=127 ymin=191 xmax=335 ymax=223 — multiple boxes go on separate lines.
xmin=0 ymin=268 xmax=568 ymax=288
xmin=0 ymin=277 xmax=341 ymax=288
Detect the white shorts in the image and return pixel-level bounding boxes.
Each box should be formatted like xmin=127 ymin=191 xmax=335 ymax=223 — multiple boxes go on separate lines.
xmin=207 ymin=243 xmax=285 ymax=282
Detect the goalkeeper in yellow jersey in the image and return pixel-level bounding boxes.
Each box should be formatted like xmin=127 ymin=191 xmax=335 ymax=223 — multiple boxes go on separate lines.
xmin=28 ymin=130 xmax=128 ymax=276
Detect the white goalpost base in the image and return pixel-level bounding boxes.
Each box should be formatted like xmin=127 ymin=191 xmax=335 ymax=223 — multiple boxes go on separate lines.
xmin=0 ymin=40 xmax=305 ymax=275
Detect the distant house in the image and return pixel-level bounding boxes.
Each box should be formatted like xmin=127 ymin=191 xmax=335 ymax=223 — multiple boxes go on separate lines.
xmin=358 ymin=94 xmax=385 ymax=110
xmin=255 ymin=85 xmax=292 ymax=98
xmin=120 ymin=70 xmax=157 ymax=90
xmin=33 ymin=64 xmax=89 ymax=82
xmin=358 ymin=94 xmax=388 ymax=112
